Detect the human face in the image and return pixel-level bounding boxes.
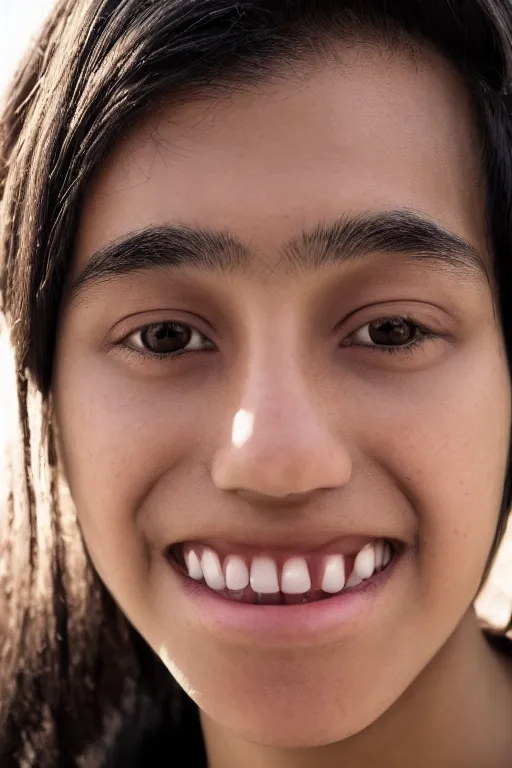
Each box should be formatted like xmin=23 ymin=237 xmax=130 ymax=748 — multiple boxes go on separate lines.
xmin=52 ymin=43 xmax=510 ymax=747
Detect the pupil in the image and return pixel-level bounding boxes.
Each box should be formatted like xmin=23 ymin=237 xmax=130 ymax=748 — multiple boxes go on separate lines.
xmin=142 ymin=323 xmax=191 ymax=353
xmin=369 ymin=318 xmax=414 ymax=345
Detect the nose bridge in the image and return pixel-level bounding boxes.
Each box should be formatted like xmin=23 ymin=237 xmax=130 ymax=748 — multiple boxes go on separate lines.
xmin=243 ymin=333 xmax=304 ymax=418
xmin=210 ymin=323 xmax=352 ymax=498
xmin=233 ymin=297 xmax=312 ymax=438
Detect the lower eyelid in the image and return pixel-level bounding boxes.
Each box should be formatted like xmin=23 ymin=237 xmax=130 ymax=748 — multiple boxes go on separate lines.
xmin=370 ymin=337 xmax=427 ymax=355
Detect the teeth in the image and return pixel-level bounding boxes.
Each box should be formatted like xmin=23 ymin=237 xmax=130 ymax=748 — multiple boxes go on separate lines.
xmin=321 ymin=555 xmax=345 ymax=593
xmin=353 ymin=543 xmax=376 ymax=580
xmin=183 ymin=539 xmax=393 ymax=597
xmin=225 ymin=555 xmax=249 ymax=591
xmin=281 ymin=557 xmax=311 ymax=594
xmin=201 ymin=549 xmax=226 ymax=591
xmin=185 ymin=549 xmax=203 ymax=581
xmin=344 ymin=568 xmax=364 ymax=588
xmin=250 ymin=556 xmax=279 ymax=594
xmin=374 ymin=540 xmax=384 ymax=570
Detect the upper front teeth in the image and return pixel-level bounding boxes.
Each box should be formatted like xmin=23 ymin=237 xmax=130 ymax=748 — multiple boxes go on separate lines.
xmin=250 ymin=556 xmax=280 ymax=593
xmin=183 ymin=539 xmax=393 ymax=595
xmin=281 ymin=557 xmax=312 ymax=594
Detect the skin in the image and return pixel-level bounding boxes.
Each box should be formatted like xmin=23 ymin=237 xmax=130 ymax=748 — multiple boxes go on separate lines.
xmin=53 ymin=42 xmax=512 ymax=767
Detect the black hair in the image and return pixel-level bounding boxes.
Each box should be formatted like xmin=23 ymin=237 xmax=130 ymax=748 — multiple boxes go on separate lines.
xmin=1 ymin=1 xmax=512 ymax=764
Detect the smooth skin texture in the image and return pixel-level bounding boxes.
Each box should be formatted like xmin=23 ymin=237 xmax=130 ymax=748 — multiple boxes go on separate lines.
xmin=53 ymin=43 xmax=512 ymax=767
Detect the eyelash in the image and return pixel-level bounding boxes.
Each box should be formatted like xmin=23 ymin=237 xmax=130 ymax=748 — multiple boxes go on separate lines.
xmin=346 ymin=316 xmax=437 ymax=357
xmin=117 ymin=316 xmax=438 ymax=361
xmin=119 ymin=323 xmax=213 ymax=361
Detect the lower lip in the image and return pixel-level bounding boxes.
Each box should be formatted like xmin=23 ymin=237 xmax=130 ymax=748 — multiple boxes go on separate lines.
xmin=170 ymin=551 xmax=404 ymax=647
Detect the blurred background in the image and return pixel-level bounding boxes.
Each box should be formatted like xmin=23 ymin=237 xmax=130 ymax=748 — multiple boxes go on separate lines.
xmin=0 ymin=0 xmax=56 ymax=97
xmin=0 ymin=0 xmax=511 ymax=631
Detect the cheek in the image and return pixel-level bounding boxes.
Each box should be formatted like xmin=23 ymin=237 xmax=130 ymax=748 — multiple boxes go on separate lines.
xmin=364 ymin=337 xmax=511 ymax=603
xmin=52 ymin=351 xmax=216 ymax=622
xmin=54 ymin=350 xmax=213 ymax=498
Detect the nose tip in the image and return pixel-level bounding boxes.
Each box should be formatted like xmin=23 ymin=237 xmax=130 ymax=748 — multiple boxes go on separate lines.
xmin=211 ymin=407 xmax=352 ymax=500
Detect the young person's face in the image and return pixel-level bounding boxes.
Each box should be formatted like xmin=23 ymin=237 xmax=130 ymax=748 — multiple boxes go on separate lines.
xmin=53 ymin=43 xmax=510 ymax=746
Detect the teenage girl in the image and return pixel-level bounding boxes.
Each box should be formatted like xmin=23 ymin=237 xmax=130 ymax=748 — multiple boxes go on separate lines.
xmin=1 ymin=1 xmax=512 ymax=765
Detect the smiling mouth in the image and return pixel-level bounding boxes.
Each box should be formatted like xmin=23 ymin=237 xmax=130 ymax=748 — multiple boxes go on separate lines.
xmin=167 ymin=538 xmax=399 ymax=605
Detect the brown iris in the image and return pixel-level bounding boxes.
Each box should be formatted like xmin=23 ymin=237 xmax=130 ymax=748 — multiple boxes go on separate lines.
xmin=141 ymin=322 xmax=192 ymax=354
xmin=368 ymin=318 xmax=417 ymax=346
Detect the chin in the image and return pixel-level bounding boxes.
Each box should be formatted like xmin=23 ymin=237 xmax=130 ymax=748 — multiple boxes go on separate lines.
xmin=190 ymin=666 xmax=396 ymax=749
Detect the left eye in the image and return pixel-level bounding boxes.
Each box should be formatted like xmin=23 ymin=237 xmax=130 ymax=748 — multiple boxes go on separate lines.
xmin=124 ymin=322 xmax=213 ymax=356
xmin=348 ymin=317 xmax=427 ymax=348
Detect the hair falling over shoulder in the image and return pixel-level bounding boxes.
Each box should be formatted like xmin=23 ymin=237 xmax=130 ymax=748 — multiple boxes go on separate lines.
xmin=1 ymin=0 xmax=512 ymax=764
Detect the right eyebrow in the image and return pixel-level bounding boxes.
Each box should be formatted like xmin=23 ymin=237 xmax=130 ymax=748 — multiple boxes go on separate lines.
xmin=69 ymin=225 xmax=251 ymax=301
xmin=69 ymin=209 xmax=490 ymax=302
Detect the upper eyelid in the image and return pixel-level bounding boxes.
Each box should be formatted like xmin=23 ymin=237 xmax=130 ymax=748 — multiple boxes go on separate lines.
xmin=117 ymin=321 xmax=214 ymax=361
xmin=119 ymin=312 xmax=436 ymax=337
xmin=115 ymin=316 xmax=211 ymax=341
xmin=345 ymin=317 xmax=434 ymax=340
xmin=123 ymin=315 xmax=433 ymax=343
xmin=351 ymin=316 xmax=433 ymax=331
xmin=126 ymin=320 xmax=203 ymax=334
xmin=338 ymin=303 xmax=452 ymax=336
xmin=111 ymin=301 xmax=448 ymax=343
xmin=123 ymin=321 xmax=212 ymax=345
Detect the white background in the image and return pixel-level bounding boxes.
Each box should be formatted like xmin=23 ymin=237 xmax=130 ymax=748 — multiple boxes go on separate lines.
xmin=0 ymin=0 xmax=56 ymax=97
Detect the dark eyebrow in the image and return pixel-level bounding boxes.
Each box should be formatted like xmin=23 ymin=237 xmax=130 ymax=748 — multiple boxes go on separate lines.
xmin=70 ymin=209 xmax=488 ymax=301
xmin=70 ymin=226 xmax=250 ymax=300
xmin=284 ymin=209 xmax=488 ymax=280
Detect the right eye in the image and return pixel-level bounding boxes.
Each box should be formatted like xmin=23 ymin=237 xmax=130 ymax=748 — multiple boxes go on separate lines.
xmin=122 ymin=321 xmax=214 ymax=358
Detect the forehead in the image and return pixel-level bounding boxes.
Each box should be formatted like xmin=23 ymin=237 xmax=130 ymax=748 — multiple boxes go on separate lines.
xmin=73 ymin=42 xmax=489 ymax=279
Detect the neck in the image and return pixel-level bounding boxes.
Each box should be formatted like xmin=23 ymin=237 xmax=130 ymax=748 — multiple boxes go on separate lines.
xmin=201 ymin=611 xmax=512 ymax=768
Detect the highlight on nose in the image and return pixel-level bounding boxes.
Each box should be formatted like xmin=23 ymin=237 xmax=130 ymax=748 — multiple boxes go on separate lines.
xmin=232 ymin=409 xmax=254 ymax=448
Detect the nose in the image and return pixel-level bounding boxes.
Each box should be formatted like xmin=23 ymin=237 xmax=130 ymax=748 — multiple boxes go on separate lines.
xmin=210 ymin=353 xmax=352 ymax=500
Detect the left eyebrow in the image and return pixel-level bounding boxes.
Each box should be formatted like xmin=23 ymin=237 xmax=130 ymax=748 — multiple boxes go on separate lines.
xmin=284 ymin=209 xmax=489 ymax=280
xmin=69 ymin=209 xmax=489 ymax=301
